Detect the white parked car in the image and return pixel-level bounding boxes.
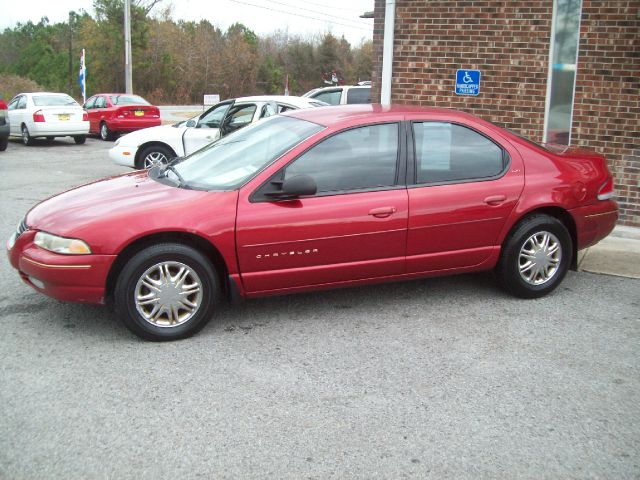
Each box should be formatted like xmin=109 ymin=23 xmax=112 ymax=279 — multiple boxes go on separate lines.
xmin=302 ymin=85 xmax=371 ymax=105
xmin=109 ymin=95 xmax=327 ymax=169
xmin=7 ymin=92 xmax=89 ymax=145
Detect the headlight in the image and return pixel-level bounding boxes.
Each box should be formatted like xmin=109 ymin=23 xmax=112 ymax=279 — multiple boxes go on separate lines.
xmin=114 ymin=138 xmax=121 ymax=146
xmin=34 ymin=232 xmax=92 ymax=255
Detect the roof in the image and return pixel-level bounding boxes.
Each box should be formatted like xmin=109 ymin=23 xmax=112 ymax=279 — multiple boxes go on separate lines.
xmin=18 ymin=92 xmax=74 ymax=96
xmin=284 ymin=104 xmax=481 ymax=127
xmin=234 ymin=95 xmax=322 ymax=108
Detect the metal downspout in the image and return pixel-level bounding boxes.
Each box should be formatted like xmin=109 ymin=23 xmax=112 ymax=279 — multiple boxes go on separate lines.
xmin=380 ymin=0 xmax=396 ymax=106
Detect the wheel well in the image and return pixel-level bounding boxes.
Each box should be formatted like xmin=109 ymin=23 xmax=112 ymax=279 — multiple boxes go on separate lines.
xmin=134 ymin=142 xmax=177 ymax=168
xmin=508 ymin=207 xmax=578 ymax=269
xmin=104 ymin=232 xmax=229 ymax=304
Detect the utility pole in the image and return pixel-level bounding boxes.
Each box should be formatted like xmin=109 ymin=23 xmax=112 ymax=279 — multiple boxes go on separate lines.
xmin=68 ymin=11 xmax=73 ymax=93
xmin=124 ymin=0 xmax=133 ymax=93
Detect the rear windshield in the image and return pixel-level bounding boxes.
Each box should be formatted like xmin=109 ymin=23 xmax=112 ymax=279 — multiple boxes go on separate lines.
xmin=504 ymin=128 xmax=554 ymax=152
xmin=33 ymin=95 xmax=78 ymax=106
xmin=110 ymin=95 xmax=149 ymax=106
xmin=109 ymin=95 xmax=151 ymax=105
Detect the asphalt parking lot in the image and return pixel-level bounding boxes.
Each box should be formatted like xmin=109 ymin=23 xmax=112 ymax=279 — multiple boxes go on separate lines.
xmin=1 ymin=136 xmax=639 ymax=479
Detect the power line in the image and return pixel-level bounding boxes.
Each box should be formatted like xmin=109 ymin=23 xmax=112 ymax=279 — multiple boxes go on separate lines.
xmin=265 ymin=0 xmax=372 ymax=27
xmin=296 ymin=0 xmax=369 ymax=14
xmin=226 ymin=0 xmax=372 ymax=31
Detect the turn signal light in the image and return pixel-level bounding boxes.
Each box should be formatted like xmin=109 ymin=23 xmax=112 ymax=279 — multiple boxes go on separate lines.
xmin=33 ymin=110 xmax=45 ymax=122
xmin=597 ymin=176 xmax=614 ymax=201
xmin=82 ymin=111 xmax=89 ymax=121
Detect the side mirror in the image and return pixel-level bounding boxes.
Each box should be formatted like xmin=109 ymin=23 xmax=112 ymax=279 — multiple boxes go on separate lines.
xmin=281 ymin=174 xmax=317 ymax=197
xmin=186 ymin=119 xmax=196 ymax=127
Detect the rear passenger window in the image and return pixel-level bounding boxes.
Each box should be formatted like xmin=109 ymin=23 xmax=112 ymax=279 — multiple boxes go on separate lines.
xmin=413 ymin=122 xmax=505 ymax=184
xmin=285 ymin=123 xmax=399 ymax=193
xmin=346 ymin=87 xmax=371 ymax=104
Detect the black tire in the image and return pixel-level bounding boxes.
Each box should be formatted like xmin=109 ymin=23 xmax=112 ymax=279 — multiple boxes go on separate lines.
xmin=114 ymin=243 xmax=219 ymax=341
xmin=46 ymin=136 xmax=55 ymax=141
xmin=74 ymin=135 xmax=86 ymax=145
xmin=0 ymin=136 xmax=7 ymax=151
xmin=100 ymin=122 xmax=114 ymax=141
xmin=21 ymin=125 xmax=34 ymax=146
xmin=496 ymin=214 xmax=572 ymax=299
xmin=136 ymin=144 xmax=174 ymax=169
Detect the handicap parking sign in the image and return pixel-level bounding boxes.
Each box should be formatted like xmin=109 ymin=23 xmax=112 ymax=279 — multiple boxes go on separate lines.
xmin=455 ymin=69 xmax=481 ymax=96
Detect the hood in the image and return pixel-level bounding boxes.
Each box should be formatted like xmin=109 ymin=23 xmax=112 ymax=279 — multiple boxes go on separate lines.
xmin=118 ymin=124 xmax=185 ymax=146
xmin=25 ymin=171 xmax=224 ymax=252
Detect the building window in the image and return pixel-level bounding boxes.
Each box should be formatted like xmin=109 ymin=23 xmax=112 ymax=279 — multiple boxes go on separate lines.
xmin=544 ymin=0 xmax=582 ymax=145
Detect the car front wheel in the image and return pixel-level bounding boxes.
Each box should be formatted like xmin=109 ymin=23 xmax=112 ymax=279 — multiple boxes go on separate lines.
xmin=138 ymin=145 xmax=174 ymax=169
xmin=496 ymin=214 xmax=572 ymax=299
xmin=114 ymin=243 xmax=219 ymax=341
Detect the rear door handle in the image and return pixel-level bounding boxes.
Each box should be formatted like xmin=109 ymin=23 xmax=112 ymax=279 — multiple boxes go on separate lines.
xmin=368 ymin=206 xmax=397 ymax=218
xmin=483 ymin=195 xmax=507 ymax=206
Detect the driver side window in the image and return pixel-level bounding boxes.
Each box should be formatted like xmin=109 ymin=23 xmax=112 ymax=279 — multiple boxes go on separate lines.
xmin=198 ymin=103 xmax=231 ymax=129
xmin=84 ymin=97 xmax=97 ymax=109
xmin=284 ymin=123 xmax=399 ymax=194
xmin=8 ymin=97 xmax=20 ymax=110
xmin=95 ymin=96 xmax=106 ymax=108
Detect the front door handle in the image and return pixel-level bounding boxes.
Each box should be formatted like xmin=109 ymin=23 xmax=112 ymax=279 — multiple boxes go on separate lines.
xmin=483 ymin=195 xmax=507 ymax=206
xmin=368 ymin=206 xmax=397 ymax=218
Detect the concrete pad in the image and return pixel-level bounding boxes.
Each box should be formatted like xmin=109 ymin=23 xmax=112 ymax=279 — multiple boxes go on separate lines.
xmin=578 ymin=236 xmax=640 ymax=279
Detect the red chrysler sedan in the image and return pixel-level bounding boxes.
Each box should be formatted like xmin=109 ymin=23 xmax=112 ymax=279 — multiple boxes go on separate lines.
xmin=83 ymin=93 xmax=160 ymax=140
xmin=7 ymin=105 xmax=618 ymax=341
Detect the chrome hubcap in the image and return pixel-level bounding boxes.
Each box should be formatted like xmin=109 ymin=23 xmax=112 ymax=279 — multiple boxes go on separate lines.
xmin=134 ymin=261 xmax=203 ymax=328
xmin=101 ymin=124 xmax=108 ymax=139
xmin=22 ymin=128 xmax=28 ymax=144
xmin=144 ymin=151 xmax=168 ymax=168
xmin=518 ymin=231 xmax=562 ymax=285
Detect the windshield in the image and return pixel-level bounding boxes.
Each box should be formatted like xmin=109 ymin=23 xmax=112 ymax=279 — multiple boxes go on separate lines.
xmin=110 ymin=94 xmax=150 ymax=105
xmin=171 ymin=116 xmax=323 ymax=190
xmin=33 ymin=95 xmax=78 ymax=106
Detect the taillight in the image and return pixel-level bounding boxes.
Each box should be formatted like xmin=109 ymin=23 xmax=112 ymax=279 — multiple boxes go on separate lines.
xmin=33 ymin=110 xmax=45 ymax=122
xmin=82 ymin=111 xmax=88 ymax=121
xmin=597 ymin=176 xmax=614 ymax=200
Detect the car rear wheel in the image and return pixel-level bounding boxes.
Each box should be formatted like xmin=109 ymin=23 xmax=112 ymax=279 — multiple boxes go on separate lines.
xmin=496 ymin=214 xmax=572 ymax=298
xmin=100 ymin=122 xmax=114 ymax=141
xmin=74 ymin=135 xmax=86 ymax=144
xmin=138 ymin=145 xmax=173 ymax=169
xmin=0 ymin=137 xmax=7 ymax=151
xmin=21 ymin=125 xmax=34 ymax=146
xmin=114 ymin=243 xmax=219 ymax=341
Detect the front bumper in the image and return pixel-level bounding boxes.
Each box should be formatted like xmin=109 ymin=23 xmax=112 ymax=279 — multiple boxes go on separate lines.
xmin=109 ymin=145 xmax=137 ymax=168
xmin=7 ymin=229 xmax=116 ymax=305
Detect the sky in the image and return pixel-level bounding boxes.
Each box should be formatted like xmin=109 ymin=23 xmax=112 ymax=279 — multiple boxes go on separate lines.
xmin=0 ymin=0 xmax=374 ymax=45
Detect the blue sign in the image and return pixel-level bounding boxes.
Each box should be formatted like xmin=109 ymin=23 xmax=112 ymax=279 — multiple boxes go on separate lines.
xmin=455 ymin=69 xmax=481 ymax=96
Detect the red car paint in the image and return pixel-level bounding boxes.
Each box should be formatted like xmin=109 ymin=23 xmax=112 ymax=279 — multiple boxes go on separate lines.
xmin=7 ymin=105 xmax=618 ymax=305
xmin=84 ymin=93 xmax=160 ymax=136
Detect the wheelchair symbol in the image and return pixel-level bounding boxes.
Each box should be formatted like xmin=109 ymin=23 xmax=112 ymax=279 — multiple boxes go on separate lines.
xmin=462 ymin=71 xmax=474 ymax=83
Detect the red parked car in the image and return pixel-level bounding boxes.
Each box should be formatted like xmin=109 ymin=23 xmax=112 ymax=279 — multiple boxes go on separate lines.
xmin=83 ymin=93 xmax=161 ymax=140
xmin=7 ymin=105 xmax=618 ymax=341
xmin=0 ymin=96 xmax=9 ymax=151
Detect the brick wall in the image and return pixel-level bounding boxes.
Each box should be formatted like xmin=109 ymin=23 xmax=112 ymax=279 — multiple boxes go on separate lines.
xmin=371 ymin=0 xmax=640 ymax=226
